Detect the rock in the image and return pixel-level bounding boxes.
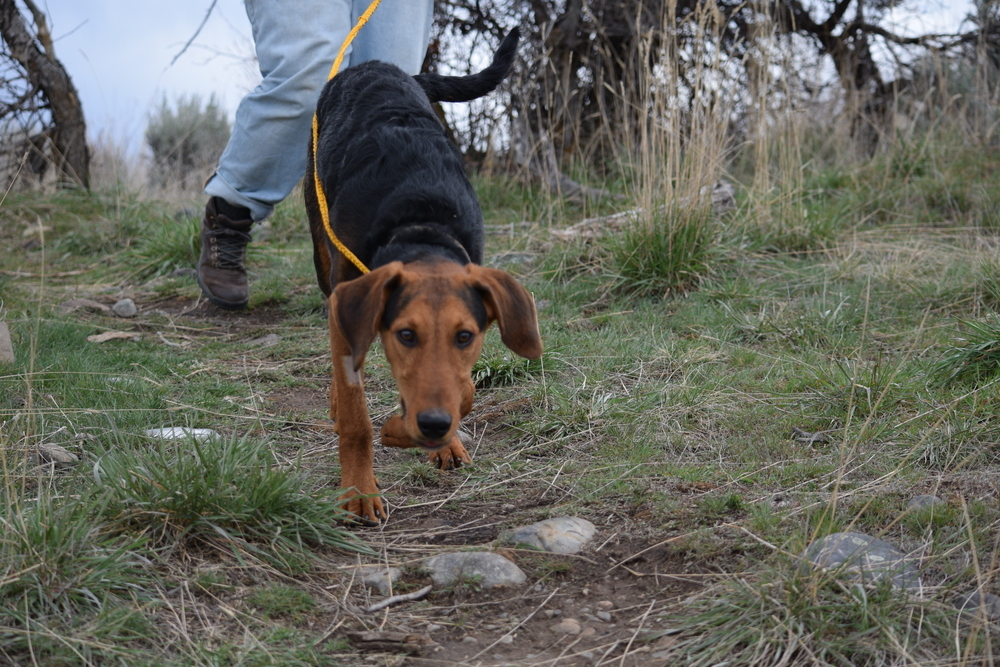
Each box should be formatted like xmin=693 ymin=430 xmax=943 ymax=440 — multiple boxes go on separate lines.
xmin=596 ymin=600 xmax=614 ymax=610
xmin=955 ymin=591 xmax=1000 ymax=620
xmin=461 ymin=636 xmax=478 ymax=644
xmin=425 ymin=624 xmax=442 ymax=632
xmin=112 ymin=298 xmax=137 ymax=318
xmin=800 ymin=532 xmax=921 ymax=590
xmin=248 ymin=333 xmax=280 ymax=347
xmin=144 ymin=427 xmax=220 ymax=442
xmin=551 ymin=618 xmax=581 ymax=635
xmin=502 ymin=516 xmax=596 ymax=554
xmin=579 ymin=627 xmax=597 ymax=638
xmin=425 ymin=552 xmax=526 ymax=588
xmin=596 ymin=610 xmax=612 ymax=622
xmin=36 ymin=443 xmax=79 ymax=466
xmin=497 ymin=634 xmax=513 ymax=644
xmin=907 ymin=495 xmax=946 ymax=512
xmin=0 ymin=322 xmax=13 ymax=364
xmin=357 ymin=566 xmax=402 ymax=596
xmin=58 ymin=298 xmax=111 ymax=314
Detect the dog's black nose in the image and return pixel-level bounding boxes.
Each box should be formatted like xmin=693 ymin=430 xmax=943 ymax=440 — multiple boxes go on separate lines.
xmin=416 ymin=409 xmax=452 ymax=440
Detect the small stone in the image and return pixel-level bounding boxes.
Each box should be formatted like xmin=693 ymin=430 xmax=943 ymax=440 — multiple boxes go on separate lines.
xmin=461 ymin=636 xmax=478 ymax=644
xmin=580 ymin=607 xmax=591 ymax=613
xmin=112 ymin=298 xmax=137 ymax=318
xmin=356 ymin=566 xmax=402 ymax=596
xmin=581 ymin=652 xmax=594 ymax=661
xmin=907 ymin=495 xmax=946 ymax=512
xmin=248 ymin=333 xmax=280 ymax=347
xmin=36 ymin=443 xmax=78 ymax=466
xmin=800 ymin=531 xmax=921 ymax=590
xmin=425 ymin=552 xmax=526 ymax=588
xmin=425 ymin=624 xmax=442 ymax=632
xmin=502 ymin=516 xmax=596 ymax=554
xmin=543 ymin=609 xmax=561 ymax=618
xmin=579 ymin=627 xmax=597 ymax=638
xmin=551 ymin=618 xmax=581 ymax=635
xmin=58 ymin=298 xmax=111 ymax=314
xmin=583 ymin=613 xmax=600 ymax=622
xmin=497 ymin=634 xmax=514 ymax=644
xmin=0 ymin=322 xmax=13 ymax=364
xmin=596 ymin=600 xmax=613 ymax=610
xmin=596 ymin=611 xmax=612 ymax=622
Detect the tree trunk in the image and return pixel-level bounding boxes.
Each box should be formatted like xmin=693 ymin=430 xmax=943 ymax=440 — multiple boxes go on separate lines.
xmin=0 ymin=0 xmax=89 ymax=188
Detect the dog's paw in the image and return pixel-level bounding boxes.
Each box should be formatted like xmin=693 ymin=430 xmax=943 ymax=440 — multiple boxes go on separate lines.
xmin=339 ymin=476 xmax=386 ymax=525
xmin=429 ymin=435 xmax=472 ymax=470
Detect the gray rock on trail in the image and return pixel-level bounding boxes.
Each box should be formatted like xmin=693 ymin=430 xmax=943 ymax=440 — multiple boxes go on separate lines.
xmin=425 ymin=552 xmax=526 ymax=588
xmin=248 ymin=333 xmax=280 ymax=347
xmin=355 ymin=566 xmax=402 ymax=596
xmin=502 ymin=517 xmax=596 ymax=554
xmin=801 ymin=531 xmax=921 ymax=590
xmin=112 ymin=298 xmax=137 ymax=318
xmin=907 ymin=495 xmax=946 ymax=512
xmin=956 ymin=591 xmax=1000 ymax=621
xmin=36 ymin=443 xmax=79 ymax=466
xmin=550 ymin=617 xmax=582 ymax=635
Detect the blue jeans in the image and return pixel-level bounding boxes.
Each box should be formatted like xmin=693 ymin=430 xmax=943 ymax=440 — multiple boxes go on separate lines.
xmin=205 ymin=0 xmax=434 ymax=222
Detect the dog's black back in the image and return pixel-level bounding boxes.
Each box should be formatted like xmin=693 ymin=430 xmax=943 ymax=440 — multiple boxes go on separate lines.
xmin=308 ymin=29 xmax=519 ymax=293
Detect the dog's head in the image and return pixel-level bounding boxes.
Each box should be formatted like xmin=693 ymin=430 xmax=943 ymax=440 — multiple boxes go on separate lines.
xmin=332 ymin=259 xmax=542 ymax=450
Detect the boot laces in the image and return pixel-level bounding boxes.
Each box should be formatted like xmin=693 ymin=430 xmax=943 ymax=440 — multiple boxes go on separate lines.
xmin=212 ymin=228 xmax=250 ymax=271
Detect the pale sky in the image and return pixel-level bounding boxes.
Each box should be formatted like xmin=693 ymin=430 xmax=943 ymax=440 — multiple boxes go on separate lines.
xmin=38 ymin=0 xmax=974 ymax=156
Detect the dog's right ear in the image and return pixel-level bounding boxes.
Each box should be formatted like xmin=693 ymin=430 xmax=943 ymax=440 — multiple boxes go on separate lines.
xmin=333 ymin=262 xmax=404 ymax=371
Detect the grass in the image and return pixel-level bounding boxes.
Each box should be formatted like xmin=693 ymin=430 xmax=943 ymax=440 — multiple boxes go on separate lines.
xmin=4 ymin=126 xmax=1000 ymax=664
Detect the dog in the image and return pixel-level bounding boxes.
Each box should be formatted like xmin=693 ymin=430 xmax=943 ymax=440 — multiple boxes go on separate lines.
xmin=305 ymin=28 xmax=541 ymax=524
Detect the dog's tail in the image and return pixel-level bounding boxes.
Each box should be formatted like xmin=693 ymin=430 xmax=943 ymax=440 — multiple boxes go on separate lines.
xmin=414 ymin=28 xmax=519 ymax=103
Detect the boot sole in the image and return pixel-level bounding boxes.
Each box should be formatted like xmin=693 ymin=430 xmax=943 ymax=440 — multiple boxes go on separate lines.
xmin=196 ymin=274 xmax=249 ymax=311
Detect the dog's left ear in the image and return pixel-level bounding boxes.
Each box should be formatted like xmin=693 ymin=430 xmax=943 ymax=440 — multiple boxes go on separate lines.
xmin=333 ymin=262 xmax=404 ymax=371
xmin=469 ymin=266 xmax=542 ymax=360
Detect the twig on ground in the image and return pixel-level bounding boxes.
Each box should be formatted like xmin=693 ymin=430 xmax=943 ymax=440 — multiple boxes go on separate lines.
xmin=363 ymin=584 xmax=432 ymax=613
xmin=615 ymin=600 xmax=655 ymax=667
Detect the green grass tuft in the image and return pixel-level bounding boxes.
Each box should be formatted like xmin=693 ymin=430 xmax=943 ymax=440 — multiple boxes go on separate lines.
xmin=93 ymin=434 xmax=372 ymax=568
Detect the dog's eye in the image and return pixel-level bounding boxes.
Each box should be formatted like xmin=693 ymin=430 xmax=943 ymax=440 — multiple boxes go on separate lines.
xmin=397 ymin=329 xmax=417 ymax=346
xmin=455 ymin=331 xmax=474 ymax=347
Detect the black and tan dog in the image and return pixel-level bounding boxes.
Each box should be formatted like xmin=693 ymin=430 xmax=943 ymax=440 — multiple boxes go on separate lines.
xmin=305 ymin=29 xmax=540 ymax=524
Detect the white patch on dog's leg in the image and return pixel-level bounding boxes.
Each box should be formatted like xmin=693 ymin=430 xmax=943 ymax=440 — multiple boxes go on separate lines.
xmin=342 ymin=356 xmax=362 ymax=386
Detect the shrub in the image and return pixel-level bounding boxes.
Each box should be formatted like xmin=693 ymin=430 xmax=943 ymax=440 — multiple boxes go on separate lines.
xmin=145 ymin=94 xmax=230 ymax=189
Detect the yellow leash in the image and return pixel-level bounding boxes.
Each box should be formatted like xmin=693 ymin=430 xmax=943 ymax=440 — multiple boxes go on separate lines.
xmin=310 ymin=0 xmax=384 ymax=275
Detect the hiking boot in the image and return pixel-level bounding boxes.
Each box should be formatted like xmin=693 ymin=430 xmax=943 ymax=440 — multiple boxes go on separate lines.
xmin=197 ymin=197 xmax=253 ymax=310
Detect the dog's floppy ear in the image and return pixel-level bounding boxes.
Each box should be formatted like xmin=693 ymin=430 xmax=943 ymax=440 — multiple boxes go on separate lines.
xmin=469 ymin=265 xmax=542 ymax=360
xmin=333 ymin=262 xmax=404 ymax=371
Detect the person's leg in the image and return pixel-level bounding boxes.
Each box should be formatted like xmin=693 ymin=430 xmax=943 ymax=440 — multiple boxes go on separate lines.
xmin=200 ymin=0 xmax=352 ymax=309
xmin=199 ymin=0 xmax=433 ymax=309
xmin=206 ymin=0 xmax=354 ymax=221
xmin=347 ymin=0 xmax=434 ymax=74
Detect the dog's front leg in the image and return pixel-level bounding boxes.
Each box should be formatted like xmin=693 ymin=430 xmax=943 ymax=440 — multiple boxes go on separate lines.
xmin=329 ymin=297 xmax=384 ymax=524
xmin=380 ymin=416 xmax=472 ymax=470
